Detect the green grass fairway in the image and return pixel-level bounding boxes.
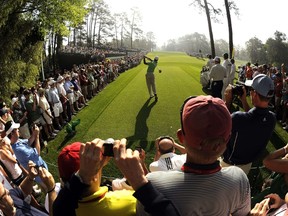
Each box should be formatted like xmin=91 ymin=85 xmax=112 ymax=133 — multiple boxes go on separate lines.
xmin=43 ymin=51 xmax=288 ymax=184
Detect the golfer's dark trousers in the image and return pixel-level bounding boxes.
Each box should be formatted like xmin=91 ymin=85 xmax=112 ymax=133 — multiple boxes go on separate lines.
xmin=211 ymin=80 xmax=223 ymax=99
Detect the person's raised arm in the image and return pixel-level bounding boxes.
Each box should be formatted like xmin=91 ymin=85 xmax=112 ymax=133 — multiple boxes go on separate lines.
xmin=224 ymin=85 xmax=233 ymax=111
xmin=239 ymin=86 xmax=250 ymax=112
xmin=153 ymin=137 xmax=161 ymax=161
xmin=143 ymin=56 xmax=148 ymax=65
xmin=113 ymin=138 xmax=181 ymax=216
xmin=19 ymin=160 xmax=38 ymax=196
xmin=28 ymin=125 xmax=40 ymax=154
xmin=263 ymin=144 xmax=288 ymax=173
xmin=248 ymin=198 xmax=270 ymax=216
xmin=143 ymin=56 xmax=152 ymax=65
xmin=0 ymin=149 xmax=17 ymax=163
xmin=38 ymin=167 xmax=56 ymax=216
xmin=53 ymin=139 xmax=110 ymax=216
xmin=265 ymin=193 xmax=286 ymax=209
xmin=138 ymin=148 xmax=149 ymax=175
xmin=77 ymin=139 xmax=109 ymax=190
xmin=173 ymin=141 xmax=186 ymax=154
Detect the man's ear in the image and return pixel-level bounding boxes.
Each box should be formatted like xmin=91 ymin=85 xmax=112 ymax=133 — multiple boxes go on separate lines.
xmin=177 ymin=129 xmax=184 ymax=144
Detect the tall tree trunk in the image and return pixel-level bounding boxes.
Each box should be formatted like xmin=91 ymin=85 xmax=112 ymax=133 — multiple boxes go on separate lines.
xmin=52 ymin=33 xmax=57 ymax=71
xmin=114 ymin=20 xmax=119 ymax=49
xmin=120 ymin=21 xmax=124 ymax=48
xmin=204 ymin=0 xmax=215 ymax=57
xmin=130 ymin=12 xmax=135 ymax=49
xmin=97 ymin=20 xmax=102 ymax=45
xmin=225 ymin=0 xmax=234 ymax=58
xmin=73 ymin=28 xmax=76 ymax=46
xmin=92 ymin=13 xmax=98 ymax=48
xmin=89 ymin=8 xmax=95 ymax=40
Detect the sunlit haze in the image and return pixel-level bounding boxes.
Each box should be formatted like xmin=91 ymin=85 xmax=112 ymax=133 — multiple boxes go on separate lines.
xmin=105 ymin=0 xmax=288 ymax=48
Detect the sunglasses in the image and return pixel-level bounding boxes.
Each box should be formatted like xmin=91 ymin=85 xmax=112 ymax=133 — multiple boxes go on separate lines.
xmin=180 ymin=96 xmax=197 ymax=136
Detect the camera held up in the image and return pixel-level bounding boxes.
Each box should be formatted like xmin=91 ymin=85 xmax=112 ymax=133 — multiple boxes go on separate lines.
xmin=103 ymin=138 xmax=115 ymax=157
xmin=231 ymin=81 xmax=251 ymax=97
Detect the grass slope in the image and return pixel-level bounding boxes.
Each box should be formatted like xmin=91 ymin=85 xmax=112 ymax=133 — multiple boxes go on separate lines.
xmin=43 ymin=51 xmax=288 ymax=183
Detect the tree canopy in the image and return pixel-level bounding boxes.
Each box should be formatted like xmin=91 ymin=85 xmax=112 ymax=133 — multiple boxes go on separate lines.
xmin=0 ymin=0 xmax=89 ymax=99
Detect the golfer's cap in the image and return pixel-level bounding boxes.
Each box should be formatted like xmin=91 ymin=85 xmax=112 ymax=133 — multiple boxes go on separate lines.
xmin=245 ymin=74 xmax=274 ymax=98
xmin=181 ymin=95 xmax=231 ymax=148
xmin=5 ymin=121 xmax=20 ymax=136
xmin=154 ymin=56 xmax=159 ymax=61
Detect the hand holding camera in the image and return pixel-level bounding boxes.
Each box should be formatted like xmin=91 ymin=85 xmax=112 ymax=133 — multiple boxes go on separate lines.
xmin=113 ymin=139 xmax=149 ymax=190
xmin=28 ymin=160 xmax=39 ymax=179
xmin=78 ymin=139 xmax=111 ymax=185
xmin=32 ymin=123 xmax=41 ymax=134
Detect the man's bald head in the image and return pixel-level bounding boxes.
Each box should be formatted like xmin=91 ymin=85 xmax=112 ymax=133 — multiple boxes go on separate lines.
xmin=158 ymin=137 xmax=175 ymax=154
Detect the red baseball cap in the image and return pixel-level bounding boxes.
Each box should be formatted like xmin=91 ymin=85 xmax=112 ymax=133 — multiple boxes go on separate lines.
xmin=181 ymin=95 xmax=232 ymax=148
xmin=58 ymin=142 xmax=82 ymax=182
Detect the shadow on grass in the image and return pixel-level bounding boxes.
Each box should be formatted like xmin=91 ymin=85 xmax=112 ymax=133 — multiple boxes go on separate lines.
xmin=126 ymin=98 xmax=157 ymax=149
xmin=57 ymin=132 xmax=76 ymax=151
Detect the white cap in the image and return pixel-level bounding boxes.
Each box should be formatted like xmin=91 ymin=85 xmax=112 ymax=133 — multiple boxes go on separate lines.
xmin=57 ymin=76 xmax=64 ymax=82
xmin=245 ymin=74 xmax=274 ymax=98
xmin=11 ymin=97 xmax=18 ymax=106
xmin=48 ymin=80 xmax=56 ymax=85
xmin=5 ymin=121 xmax=20 ymax=136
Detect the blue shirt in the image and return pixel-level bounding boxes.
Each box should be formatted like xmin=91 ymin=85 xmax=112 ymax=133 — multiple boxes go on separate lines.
xmin=12 ymin=139 xmax=48 ymax=183
xmin=11 ymin=187 xmax=48 ymax=215
xmin=49 ymin=88 xmax=60 ymax=104
xmin=223 ymin=107 xmax=276 ymax=165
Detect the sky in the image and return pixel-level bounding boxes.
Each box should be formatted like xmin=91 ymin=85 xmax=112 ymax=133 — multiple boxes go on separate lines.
xmin=105 ymin=0 xmax=288 ymax=48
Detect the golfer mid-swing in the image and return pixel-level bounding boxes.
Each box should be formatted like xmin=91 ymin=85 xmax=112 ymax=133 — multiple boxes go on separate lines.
xmin=143 ymin=55 xmax=161 ymax=101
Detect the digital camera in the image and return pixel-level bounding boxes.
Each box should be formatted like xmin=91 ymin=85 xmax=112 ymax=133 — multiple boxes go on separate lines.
xmin=103 ymin=138 xmax=115 ymax=157
xmin=231 ymin=84 xmax=244 ymax=97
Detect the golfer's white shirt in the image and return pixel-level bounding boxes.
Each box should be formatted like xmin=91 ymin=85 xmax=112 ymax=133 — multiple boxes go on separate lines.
xmin=149 ymin=153 xmax=186 ymax=172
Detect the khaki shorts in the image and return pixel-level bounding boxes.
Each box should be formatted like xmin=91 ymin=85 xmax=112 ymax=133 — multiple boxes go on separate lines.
xmin=53 ymin=102 xmax=63 ymax=117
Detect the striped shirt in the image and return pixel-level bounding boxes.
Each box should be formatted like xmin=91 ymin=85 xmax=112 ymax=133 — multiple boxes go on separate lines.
xmin=137 ymin=166 xmax=250 ymax=216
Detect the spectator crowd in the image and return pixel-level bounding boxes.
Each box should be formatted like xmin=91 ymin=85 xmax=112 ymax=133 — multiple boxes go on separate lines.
xmin=0 ymin=50 xmax=287 ymax=216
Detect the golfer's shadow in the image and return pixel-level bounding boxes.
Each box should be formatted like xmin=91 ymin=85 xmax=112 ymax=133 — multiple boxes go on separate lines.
xmin=126 ymin=98 xmax=157 ymax=149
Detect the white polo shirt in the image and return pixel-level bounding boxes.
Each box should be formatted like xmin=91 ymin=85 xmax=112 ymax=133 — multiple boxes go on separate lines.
xmin=149 ymin=153 xmax=186 ymax=172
